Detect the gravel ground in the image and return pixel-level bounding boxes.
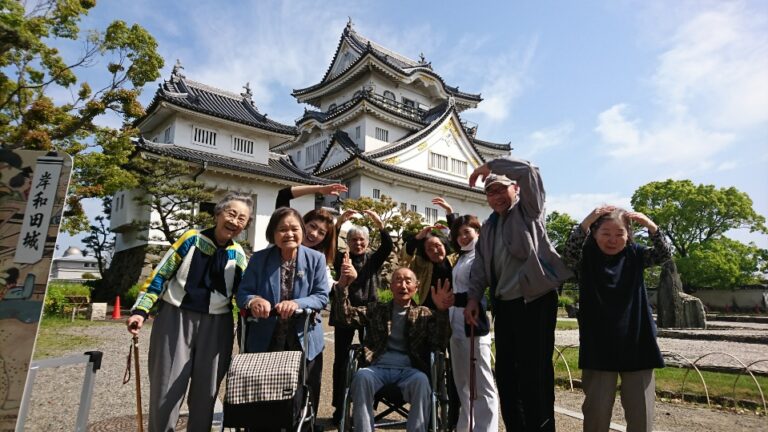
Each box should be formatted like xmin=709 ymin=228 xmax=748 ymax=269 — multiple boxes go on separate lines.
xmin=22 ymin=318 xmax=768 ymax=431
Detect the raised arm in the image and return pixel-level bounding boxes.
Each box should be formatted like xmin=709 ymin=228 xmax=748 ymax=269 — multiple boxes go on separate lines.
xmin=275 ymin=183 xmax=348 ymax=209
xmin=626 ymin=212 xmax=672 ymax=268
xmin=471 ymin=157 xmax=546 ymax=219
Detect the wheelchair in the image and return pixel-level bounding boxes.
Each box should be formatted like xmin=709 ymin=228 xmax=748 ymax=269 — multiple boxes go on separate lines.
xmin=337 ymin=343 xmax=455 ymax=431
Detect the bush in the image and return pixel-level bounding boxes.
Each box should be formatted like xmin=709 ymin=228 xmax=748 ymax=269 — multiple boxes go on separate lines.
xmin=44 ymin=282 xmax=91 ymax=315
xmin=378 ymin=288 xmax=393 ymax=304
xmin=81 ymin=272 xmax=97 ymax=280
xmin=558 ymin=295 xmax=575 ymax=308
xmin=123 ymin=283 xmax=143 ymax=308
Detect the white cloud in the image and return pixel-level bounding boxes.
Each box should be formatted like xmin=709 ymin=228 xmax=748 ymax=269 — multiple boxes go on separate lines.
xmin=436 ymin=34 xmax=537 ymax=123
xmin=652 ymin=4 xmax=768 ymax=129
xmin=595 ymin=104 xmax=733 ymax=165
xmin=596 ymin=3 xmax=766 ymax=171
xmin=546 ymin=193 xmax=633 ymax=220
xmin=521 ymin=121 xmax=575 ymax=158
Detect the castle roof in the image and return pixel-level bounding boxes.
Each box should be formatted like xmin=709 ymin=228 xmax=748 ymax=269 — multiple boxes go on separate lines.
xmin=135 ymin=138 xmax=331 ymax=185
xmin=139 ymin=62 xmax=297 ymax=136
xmin=292 ymin=21 xmax=482 ymax=108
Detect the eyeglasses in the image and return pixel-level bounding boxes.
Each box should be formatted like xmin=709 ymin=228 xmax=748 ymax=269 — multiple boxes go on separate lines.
xmin=485 ymin=186 xmax=509 ymax=196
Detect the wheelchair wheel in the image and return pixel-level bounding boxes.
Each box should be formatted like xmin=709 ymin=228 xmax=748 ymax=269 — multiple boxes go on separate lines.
xmin=339 ymin=344 xmax=360 ymax=432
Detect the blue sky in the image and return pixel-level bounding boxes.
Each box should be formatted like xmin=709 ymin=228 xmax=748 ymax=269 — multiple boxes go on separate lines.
xmin=55 ymin=0 xmax=768 ymax=254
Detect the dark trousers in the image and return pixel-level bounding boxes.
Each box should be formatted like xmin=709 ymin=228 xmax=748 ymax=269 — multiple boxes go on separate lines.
xmin=494 ymin=290 xmax=557 ymax=432
xmin=307 ymin=352 xmax=323 ymax=415
xmin=332 ymin=326 xmax=363 ymax=411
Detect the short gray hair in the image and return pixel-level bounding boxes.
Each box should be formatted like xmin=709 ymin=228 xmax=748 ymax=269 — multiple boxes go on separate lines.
xmin=214 ymin=192 xmax=254 ymax=227
xmin=346 ymin=225 xmax=369 ymax=242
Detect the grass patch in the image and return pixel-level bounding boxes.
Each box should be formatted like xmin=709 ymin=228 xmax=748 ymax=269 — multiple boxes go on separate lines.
xmin=33 ymin=316 xmax=119 ymax=359
xmin=552 ymin=348 xmax=768 ymax=408
xmin=556 ymin=319 xmax=579 ymax=330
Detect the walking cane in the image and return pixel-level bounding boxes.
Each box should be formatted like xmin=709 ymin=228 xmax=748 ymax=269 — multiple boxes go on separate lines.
xmin=133 ymin=335 xmax=144 ymax=432
xmin=469 ymin=323 xmax=476 ymax=432
xmin=124 ymin=329 xmax=145 ymax=432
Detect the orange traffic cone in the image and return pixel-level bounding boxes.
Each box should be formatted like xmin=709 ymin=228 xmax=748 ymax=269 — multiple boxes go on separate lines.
xmin=112 ymin=296 xmax=122 ymax=319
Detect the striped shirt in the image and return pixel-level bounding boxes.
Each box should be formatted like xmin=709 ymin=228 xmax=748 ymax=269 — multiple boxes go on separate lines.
xmin=132 ymin=228 xmax=248 ymax=318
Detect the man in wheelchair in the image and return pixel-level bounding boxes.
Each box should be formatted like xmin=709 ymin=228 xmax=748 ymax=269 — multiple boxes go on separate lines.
xmin=332 ymin=267 xmax=454 ymax=432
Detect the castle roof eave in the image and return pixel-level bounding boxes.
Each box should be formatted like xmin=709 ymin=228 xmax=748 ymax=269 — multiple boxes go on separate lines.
xmin=134 ymin=138 xmax=334 ymax=186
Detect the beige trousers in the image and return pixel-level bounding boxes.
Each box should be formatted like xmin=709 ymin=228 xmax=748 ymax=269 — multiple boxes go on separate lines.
xmin=581 ymin=369 xmax=655 ymax=432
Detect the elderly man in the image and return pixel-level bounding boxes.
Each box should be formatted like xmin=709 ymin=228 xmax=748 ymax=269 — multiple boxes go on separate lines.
xmin=333 ymin=267 xmax=453 ymax=432
xmin=465 ymin=157 xmax=573 ymax=432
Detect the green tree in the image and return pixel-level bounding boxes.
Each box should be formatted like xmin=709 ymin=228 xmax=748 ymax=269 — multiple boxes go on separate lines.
xmin=129 ymin=155 xmax=215 ymax=245
xmin=339 ymin=195 xmax=423 ymax=253
xmin=676 ymin=238 xmax=768 ymax=289
xmin=631 ymin=179 xmax=767 ymax=257
xmin=632 ymin=179 xmax=767 ymax=289
xmin=0 ymin=0 xmax=164 ymax=232
xmin=545 ymin=210 xmax=578 ymax=255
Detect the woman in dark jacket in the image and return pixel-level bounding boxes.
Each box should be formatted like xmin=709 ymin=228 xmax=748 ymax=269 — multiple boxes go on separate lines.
xmin=563 ymin=206 xmax=671 ymax=432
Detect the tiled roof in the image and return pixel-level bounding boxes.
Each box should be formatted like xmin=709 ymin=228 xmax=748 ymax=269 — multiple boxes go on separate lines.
xmin=315 ymin=131 xmax=484 ymax=195
xmin=366 ymin=103 xmax=498 ymax=162
xmin=472 ymin=137 xmax=512 ymax=151
xmin=293 ymin=23 xmax=481 ymax=103
xmin=140 ymin=72 xmax=297 ymax=136
xmin=135 ymin=138 xmax=331 ymax=185
xmin=295 ymin=90 xmax=431 ymax=127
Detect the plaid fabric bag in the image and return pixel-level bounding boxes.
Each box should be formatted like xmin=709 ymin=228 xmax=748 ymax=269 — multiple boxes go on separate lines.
xmin=225 ymin=350 xmax=302 ymax=403
xmin=223 ymin=350 xmax=304 ymax=428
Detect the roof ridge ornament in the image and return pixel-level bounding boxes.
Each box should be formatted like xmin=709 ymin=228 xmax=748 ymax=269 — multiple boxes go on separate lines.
xmin=347 ymin=17 xmax=353 ymax=30
xmin=171 ymin=59 xmax=185 ymax=81
xmin=419 ymin=52 xmax=426 ymax=63
xmin=448 ymin=96 xmax=456 ymax=107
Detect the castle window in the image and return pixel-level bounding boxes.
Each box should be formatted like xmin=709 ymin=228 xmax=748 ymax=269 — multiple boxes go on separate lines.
xmin=375 ymin=127 xmax=389 ymax=142
xmin=372 ymin=188 xmax=380 ymax=199
xmin=193 ymin=126 xmax=217 ymax=147
xmin=355 ymin=126 xmax=361 ymax=139
xmin=410 ymin=204 xmax=418 ymax=212
xmin=306 ymin=139 xmax=328 ymax=166
xmin=383 ymin=91 xmax=396 ymax=101
xmin=163 ymin=127 xmax=172 ymax=143
xmin=232 ymin=136 xmax=255 ymax=156
xmin=400 ymin=202 xmax=407 ymax=212
xmin=429 ymin=152 xmax=449 ymax=171
xmin=295 ymin=150 xmax=302 ymax=163
xmin=451 ymin=159 xmax=468 ymax=177
xmin=402 ymin=97 xmax=415 ymax=108
xmin=425 ymin=207 xmax=438 ymax=224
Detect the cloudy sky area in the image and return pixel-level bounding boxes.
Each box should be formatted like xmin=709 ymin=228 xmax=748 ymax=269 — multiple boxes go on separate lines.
xmin=56 ymin=0 xmax=768 ymax=253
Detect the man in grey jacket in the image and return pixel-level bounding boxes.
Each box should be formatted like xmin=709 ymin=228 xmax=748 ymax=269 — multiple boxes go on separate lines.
xmin=465 ymin=156 xmax=573 ymax=432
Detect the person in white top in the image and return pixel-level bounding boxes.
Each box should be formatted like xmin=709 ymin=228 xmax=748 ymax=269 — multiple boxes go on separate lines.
xmin=433 ymin=196 xmax=499 ymax=432
xmin=448 ymin=213 xmax=499 ymax=432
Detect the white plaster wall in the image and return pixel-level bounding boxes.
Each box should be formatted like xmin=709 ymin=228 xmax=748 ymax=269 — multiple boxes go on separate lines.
xmin=355 ymin=176 xmax=488 ymax=224
xmin=362 ymin=116 xmax=409 ymax=152
xmin=173 ymin=113 xmax=272 ymax=165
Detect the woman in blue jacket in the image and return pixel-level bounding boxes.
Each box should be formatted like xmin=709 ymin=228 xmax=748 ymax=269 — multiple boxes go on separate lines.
xmin=236 ymin=207 xmax=340 ymax=416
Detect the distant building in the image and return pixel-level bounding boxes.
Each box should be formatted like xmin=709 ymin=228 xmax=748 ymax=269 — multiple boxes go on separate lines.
xmin=50 ymin=247 xmax=100 ymax=282
xmin=108 ymin=20 xmax=511 ymax=291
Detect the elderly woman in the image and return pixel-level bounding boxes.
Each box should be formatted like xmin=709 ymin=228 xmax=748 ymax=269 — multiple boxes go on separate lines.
xmin=235 ymin=207 xmax=332 ymax=417
xmin=126 ymin=192 xmax=252 ymax=432
xmin=330 ymin=209 xmax=393 ymax=424
xmin=563 ymin=206 xmax=671 ymax=432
